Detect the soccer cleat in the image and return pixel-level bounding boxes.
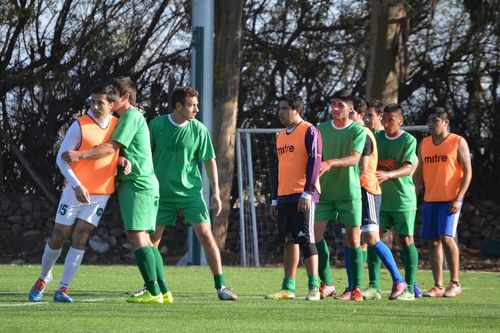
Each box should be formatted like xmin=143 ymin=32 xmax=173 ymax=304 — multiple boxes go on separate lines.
xmin=163 ymin=291 xmax=174 ymax=304
xmin=443 ymin=282 xmax=462 ymax=298
xmin=335 ymin=288 xmax=351 ymax=301
xmin=414 ymin=282 xmax=423 ymax=298
xmin=265 ymin=289 xmax=296 ymax=300
xmin=53 ymin=287 xmax=73 ymax=303
xmin=128 ymin=286 xmax=146 ymax=297
xmin=319 ymin=282 xmax=336 ymax=299
xmin=362 ymin=287 xmax=381 ymax=300
xmin=217 ymin=287 xmax=238 ymax=301
xmin=389 ymin=281 xmax=407 ymax=300
xmin=393 ymin=290 xmax=415 ymax=301
xmin=29 ymin=274 xmax=53 ymax=302
xmin=350 ymin=288 xmax=364 ymax=302
xmin=305 ymin=288 xmax=320 ymax=301
xmin=423 ymin=286 xmax=444 ymax=298
xmin=126 ymin=291 xmax=163 ymax=304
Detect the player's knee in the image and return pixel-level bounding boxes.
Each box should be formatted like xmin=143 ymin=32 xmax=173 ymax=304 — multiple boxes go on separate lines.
xmin=300 ymin=242 xmax=318 ymax=259
xmin=50 ymin=231 xmax=67 ymax=249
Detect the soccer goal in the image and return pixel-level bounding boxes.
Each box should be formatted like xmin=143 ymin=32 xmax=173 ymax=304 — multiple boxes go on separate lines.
xmin=236 ymin=125 xmax=429 ymax=267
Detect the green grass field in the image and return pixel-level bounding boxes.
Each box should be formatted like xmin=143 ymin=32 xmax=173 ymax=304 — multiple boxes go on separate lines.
xmin=0 ymin=265 xmax=498 ymax=333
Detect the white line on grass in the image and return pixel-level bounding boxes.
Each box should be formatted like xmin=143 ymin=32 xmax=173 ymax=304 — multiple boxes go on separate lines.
xmin=0 ymin=302 xmax=49 ymax=307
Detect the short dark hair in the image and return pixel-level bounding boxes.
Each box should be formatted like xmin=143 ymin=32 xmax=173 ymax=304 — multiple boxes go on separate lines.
xmin=332 ymin=88 xmax=354 ymax=104
xmin=172 ymin=86 xmax=199 ymax=108
xmin=430 ymin=106 xmax=449 ymax=120
xmin=366 ymin=98 xmax=383 ymax=113
xmin=110 ymin=76 xmax=137 ymax=105
xmin=91 ymin=83 xmax=116 ymax=103
xmin=384 ymin=103 xmax=403 ymax=117
xmin=353 ymin=96 xmax=367 ymax=114
xmin=279 ymin=92 xmax=304 ymax=116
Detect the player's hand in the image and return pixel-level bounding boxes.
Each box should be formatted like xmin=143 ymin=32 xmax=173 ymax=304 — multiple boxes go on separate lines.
xmin=119 ymin=156 xmax=132 ymax=175
xmin=74 ymin=185 xmax=90 ymax=204
xmin=449 ymin=200 xmax=461 ymax=215
xmin=271 ymin=205 xmax=278 ymax=220
xmin=375 ymin=170 xmax=392 ymax=184
xmin=211 ymin=192 xmax=222 ymax=217
xmin=62 ymin=150 xmax=82 ymax=163
xmin=297 ymin=197 xmax=311 ymax=213
xmin=319 ymin=161 xmax=332 ymax=177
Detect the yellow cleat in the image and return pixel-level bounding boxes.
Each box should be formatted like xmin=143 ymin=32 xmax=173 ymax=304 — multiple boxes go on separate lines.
xmin=127 ymin=291 xmax=163 ymax=304
xmin=265 ymin=289 xmax=295 ymax=300
xmin=163 ymin=291 xmax=174 ymax=304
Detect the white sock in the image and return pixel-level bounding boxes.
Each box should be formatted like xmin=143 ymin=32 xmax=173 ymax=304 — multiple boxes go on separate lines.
xmin=40 ymin=242 xmax=62 ymax=280
xmin=58 ymin=247 xmax=85 ymax=290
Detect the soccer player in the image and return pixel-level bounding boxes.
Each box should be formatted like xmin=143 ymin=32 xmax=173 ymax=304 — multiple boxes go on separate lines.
xmin=314 ymin=89 xmax=366 ymax=302
xmin=415 ymin=108 xmax=472 ymax=297
xmin=364 ymin=98 xmax=384 ymax=133
xmin=375 ymin=103 xmax=418 ymax=301
xmin=62 ymin=76 xmax=170 ymax=304
xmin=28 ymin=83 xmax=130 ymax=302
xmin=344 ymin=98 xmax=407 ymax=300
xmin=147 ymin=86 xmax=237 ymax=301
xmin=266 ymin=93 xmax=322 ymax=301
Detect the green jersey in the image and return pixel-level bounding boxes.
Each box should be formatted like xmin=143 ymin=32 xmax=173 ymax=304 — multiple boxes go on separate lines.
xmin=317 ymin=120 xmax=366 ymax=200
xmin=149 ymin=114 xmax=215 ymax=202
xmin=112 ymin=107 xmax=159 ymax=196
xmin=376 ymin=130 xmax=416 ymax=212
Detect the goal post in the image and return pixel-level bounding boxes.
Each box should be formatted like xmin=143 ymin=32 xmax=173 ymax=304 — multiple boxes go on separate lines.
xmin=236 ymin=125 xmax=429 ymax=267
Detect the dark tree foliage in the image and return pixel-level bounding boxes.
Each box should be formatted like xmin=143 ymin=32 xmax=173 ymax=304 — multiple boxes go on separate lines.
xmin=0 ymin=0 xmax=497 ymax=200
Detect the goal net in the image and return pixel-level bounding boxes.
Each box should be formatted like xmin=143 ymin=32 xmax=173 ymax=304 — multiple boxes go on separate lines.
xmin=236 ymin=125 xmax=428 ymax=267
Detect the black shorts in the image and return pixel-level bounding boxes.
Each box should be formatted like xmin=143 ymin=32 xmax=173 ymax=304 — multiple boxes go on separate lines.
xmin=361 ymin=188 xmax=381 ymax=233
xmin=277 ymin=202 xmax=315 ymax=244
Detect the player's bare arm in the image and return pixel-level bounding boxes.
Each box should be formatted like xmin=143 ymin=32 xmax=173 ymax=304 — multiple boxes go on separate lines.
xmin=375 ymin=162 xmax=413 ymax=184
xmin=204 ymin=158 xmax=222 ymax=216
xmin=450 ymin=138 xmax=473 ymax=214
xmin=62 ymin=141 xmax=120 ymax=162
xmin=320 ymin=150 xmax=361 ymax=176
xmin=413 ymin=146 xmax=424 ymax=196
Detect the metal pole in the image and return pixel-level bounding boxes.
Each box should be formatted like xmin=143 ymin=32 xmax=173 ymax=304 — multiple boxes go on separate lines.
xmin=245 ymin=132 xmax=260 ymax=267
xmin=189 ymin=0 xmax=214 ymax=266
xmin=236 ymin=130 xmax=247 ymax=266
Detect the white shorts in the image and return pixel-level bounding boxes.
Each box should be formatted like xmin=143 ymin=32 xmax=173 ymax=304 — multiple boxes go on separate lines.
xmin=55 ymin=186 xmax=110 ymax=227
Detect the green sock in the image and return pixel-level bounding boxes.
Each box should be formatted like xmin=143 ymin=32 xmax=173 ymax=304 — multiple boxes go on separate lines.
xmin=362 ymin=250 xmax=368 ymax=263
xmin=367 ymin=247 xmax=381 ymax=290
xmin=348 ymin=247 xmax=364 ymax=289
xmin=134 ymin=246 xmax=160 ymax=296
xmin=316 ymin=239 xmax=333 ymax=285
xmin=282 ymin=277 xmax=296 ymax=292
xmin=403 ymin=243 xmax=418 ymax=294
xmin=152 ymin=247 xmax=169 ymax=293
xmin=400 ymin=249 xmax=412 ymax=292
xmin=308 ymin=275 xmax=320 ymax=289
xmin=214 ymin=274 xmax=226 ymax=289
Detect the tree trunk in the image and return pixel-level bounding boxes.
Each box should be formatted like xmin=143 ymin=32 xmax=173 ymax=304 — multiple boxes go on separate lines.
xmin=212 ymin=0 xmax=244 ymax=249
xmin=366 ymin=0 xmax=407 ymax=104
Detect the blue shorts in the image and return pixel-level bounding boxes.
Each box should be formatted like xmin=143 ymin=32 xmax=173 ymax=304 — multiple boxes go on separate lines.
xmin=420 ymin=201 xmax=461 ymax=240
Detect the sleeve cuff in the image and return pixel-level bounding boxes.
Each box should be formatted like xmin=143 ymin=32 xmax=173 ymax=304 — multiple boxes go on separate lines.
xmin=300 ymin=192 xmax=312 ymax=200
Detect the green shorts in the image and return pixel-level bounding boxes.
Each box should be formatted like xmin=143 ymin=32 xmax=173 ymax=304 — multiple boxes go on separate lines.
xmin=379 ymin=210 xmax=416 ymax=236
xmin=156 ymin=197 xmax=210 ymax=227
xmin=315 ymin=198 xmax=362 ymax=227
xmin=117 ymin=184 xmax=158 ymax=233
